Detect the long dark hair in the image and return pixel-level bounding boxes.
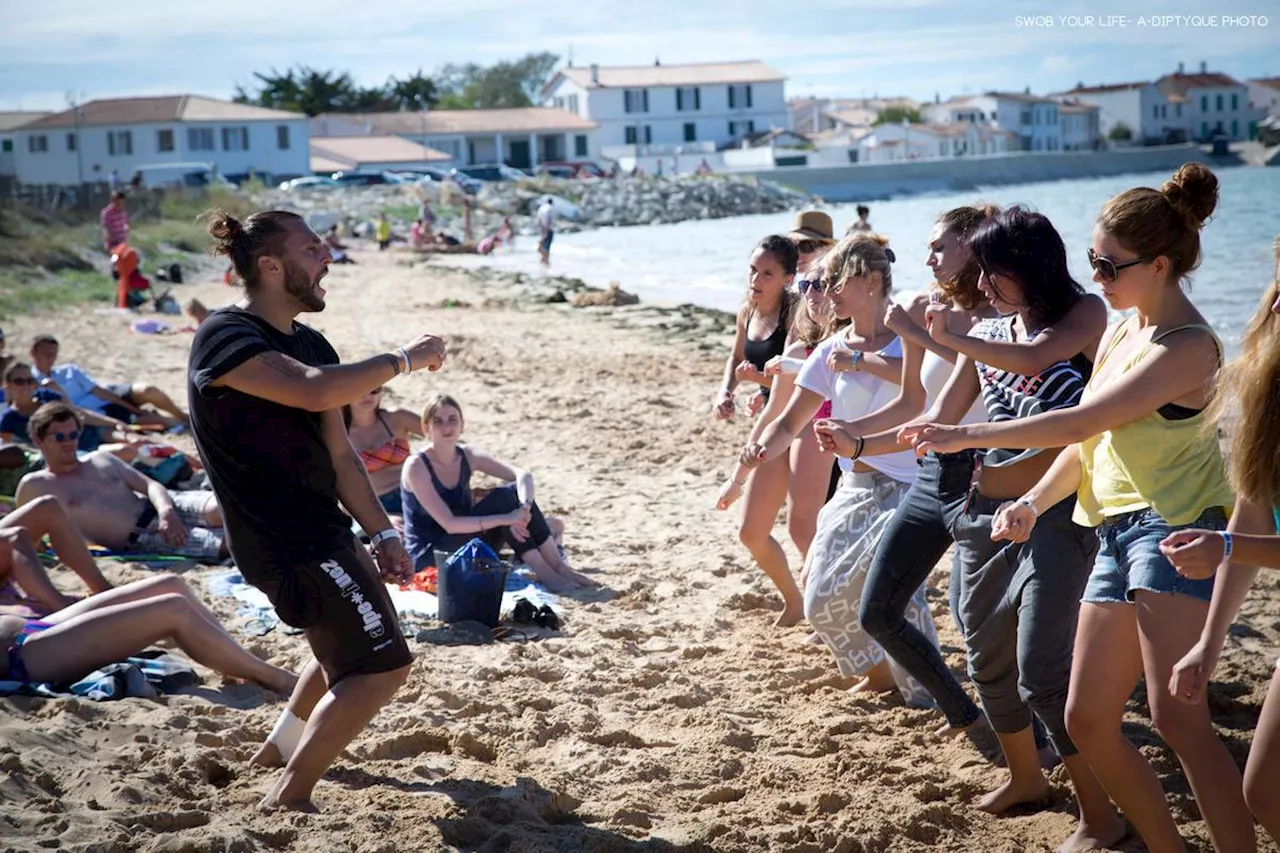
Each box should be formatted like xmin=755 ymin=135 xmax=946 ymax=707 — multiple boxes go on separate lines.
xmin=968 ymin=205 xmax=1083 ymax=328
xmin=935 ymin=203 xmax=999 ymax=309
xmin=203 ymin=208 xmax=304 ymax=291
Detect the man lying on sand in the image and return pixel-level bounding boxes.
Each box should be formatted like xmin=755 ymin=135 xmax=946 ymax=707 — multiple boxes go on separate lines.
xmin=30 ymin=334 xmax=189 ymax=431
xmin=15 ymin=403 xmax=227 ymax=561
xmin=0 ymin=494 xmax=114 ymax=615
xmin=189 ymin=207 xmax=445 ymax=812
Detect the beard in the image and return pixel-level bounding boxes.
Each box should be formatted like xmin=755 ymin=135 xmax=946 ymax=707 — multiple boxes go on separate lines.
xmin=284 ymin=260 xmax=325 ymax=311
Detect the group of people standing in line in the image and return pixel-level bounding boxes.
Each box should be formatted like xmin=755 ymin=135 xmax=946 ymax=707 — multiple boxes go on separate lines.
xmin=715 ymin=163 xmax=1280 ymax=852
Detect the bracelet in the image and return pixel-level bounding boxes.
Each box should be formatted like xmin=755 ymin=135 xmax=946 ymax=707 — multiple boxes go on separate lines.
xmin=1220 ymin=531 xmax=1234 ymax=561
xmin=397 ymin=346 xmax=412 ymax=375
xmin=369 ymin=528 xmax=400 ymax=548
xmin=384 ymin=353 xmax=400 ymax=377
xmin=851 ymin=436 xmax=866 ymax=460
xmin=851 ymin=349 xmax=864 ymax=371
xmin=1016 ymin=496 xmax=1039 ymax=518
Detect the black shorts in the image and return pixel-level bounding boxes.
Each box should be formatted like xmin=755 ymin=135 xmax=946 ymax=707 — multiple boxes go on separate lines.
xmin=102 ymin=382 xmax=135 ymax=422
xmin=539 ymin=232 xmax=553 ymax=254
xmin=255 ymin=536 xmax=411 ymax=684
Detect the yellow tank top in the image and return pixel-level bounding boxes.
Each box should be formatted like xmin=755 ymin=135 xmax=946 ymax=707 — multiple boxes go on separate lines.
xmin=1073 ymin=319 xmax=1234 ymax=528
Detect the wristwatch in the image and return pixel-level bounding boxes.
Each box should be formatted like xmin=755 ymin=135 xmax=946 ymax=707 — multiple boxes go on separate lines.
xmin=850 ymin=349 xmax=864 ymax=371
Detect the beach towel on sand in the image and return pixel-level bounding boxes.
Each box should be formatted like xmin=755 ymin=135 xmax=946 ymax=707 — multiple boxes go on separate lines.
xmin=0 ymin=650 xmax=198 ymax=701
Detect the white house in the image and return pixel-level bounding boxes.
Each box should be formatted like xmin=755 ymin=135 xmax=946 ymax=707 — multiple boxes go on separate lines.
xmin=309 ymin=136 xmax=451 ymax=174
xmin=1057 ymin=101 xmax=1102 ymax=150
xmin=1157 ymin=63 xmax=1265 ymax=141
xmin=787 ymin=97 xmax=914 ymax=135
xmin=10 ymin=95 xmax=310 ymax=186
xmin=0 ymin=111 xmax=49 ymax=177
xmin=926 ymin=92 xmax=1063 ymax=152
xmin=1053 ymin=82 xmax=1181 ymax=145
xmin=311 ymin=107 xmax=596 ymax=169
xmin=1248 ymin=78 xmax=1280 ymax=119
xmin=540 ymin=60 xmax=788 ymax=155
xmin=856 ymin=122 xmax=1014 ymax=163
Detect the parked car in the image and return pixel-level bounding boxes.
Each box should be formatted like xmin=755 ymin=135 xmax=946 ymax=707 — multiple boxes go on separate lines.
xmin=329 ymin=171 xmax=407 ymax=187
xmin=279 ymin=175 xmax=338 ymax=192
xmin=456 ymin=163 xmax=531 ymax=182
xmin=537 ymin=161 xmax=609 ymax=179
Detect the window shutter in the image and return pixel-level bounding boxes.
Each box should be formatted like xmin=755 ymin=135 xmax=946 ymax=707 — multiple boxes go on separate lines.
xmin=728 ymin=86 xmax=735 ymax=108
xmin=643 ymin=90 xmax=649 ymax=112
xmin=694 ymin=88 xmax=701 ymax=110
xmin=676 ymin=89 xmax=683 ymax=111
xmin=644 ymin=125 xmax=652 ymax=144
xmin=746 ymin=85 xmax=753 ymax=108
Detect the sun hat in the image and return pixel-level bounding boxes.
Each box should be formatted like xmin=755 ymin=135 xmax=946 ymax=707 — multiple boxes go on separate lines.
xmin=787 ymin=210 xmax=835 ymax=244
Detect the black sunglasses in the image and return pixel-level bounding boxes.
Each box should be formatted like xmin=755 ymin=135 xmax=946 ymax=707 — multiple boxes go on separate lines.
xmin=1088 ymin=248 xmax=1154 ymax=283
xmin=50 ymin=429 xmax=81 ymax=443
xmin=8 ymin=376 xmax=35 ymax=385
xmin=798 ymin=278 xmax=827 ymax=294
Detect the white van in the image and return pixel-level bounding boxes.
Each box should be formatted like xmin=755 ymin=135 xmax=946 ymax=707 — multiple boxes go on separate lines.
xmin=133 ymin=162 xmax=235 ymax=189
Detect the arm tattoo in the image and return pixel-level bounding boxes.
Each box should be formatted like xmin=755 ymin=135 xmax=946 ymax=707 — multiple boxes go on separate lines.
xmin=255 ymin=351 xmax=317 ymax=381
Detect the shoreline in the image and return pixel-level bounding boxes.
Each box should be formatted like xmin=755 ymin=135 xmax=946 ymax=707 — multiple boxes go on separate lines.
xmin=1 ymin=251 xmax=1277 ymax=852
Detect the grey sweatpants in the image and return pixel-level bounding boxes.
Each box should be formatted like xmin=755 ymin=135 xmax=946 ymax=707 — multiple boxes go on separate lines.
xmin=952 ymin=491 xmax=1097 ymax=757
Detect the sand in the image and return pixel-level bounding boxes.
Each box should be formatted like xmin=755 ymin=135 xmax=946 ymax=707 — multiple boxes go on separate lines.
xmin=1 ymin=247 xmax=1277 ymax=853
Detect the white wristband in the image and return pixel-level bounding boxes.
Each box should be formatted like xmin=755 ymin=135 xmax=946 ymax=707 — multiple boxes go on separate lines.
xmin=396 ymin=347 xmax=412 ymax=375
xmin=369 ymin=528 xmax=400 ymax=548
xmin=1220 ymin=531 xmax=1234 ymax=561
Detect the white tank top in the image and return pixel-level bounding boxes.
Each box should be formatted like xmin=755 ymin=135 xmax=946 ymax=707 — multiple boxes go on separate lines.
xmin=921 ymin=349 xmax=986 ymax=426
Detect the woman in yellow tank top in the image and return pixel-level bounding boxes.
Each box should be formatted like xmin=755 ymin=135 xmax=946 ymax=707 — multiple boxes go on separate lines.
xmin=1165 ymin=237 xmax=1280 ymax=845
xmin=901 ymin=164 xmax=1253 ymax=853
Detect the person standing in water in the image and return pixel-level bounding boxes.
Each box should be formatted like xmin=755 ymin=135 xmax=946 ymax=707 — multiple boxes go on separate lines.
xmin=189 ymin=208 xmax=446 ymax=812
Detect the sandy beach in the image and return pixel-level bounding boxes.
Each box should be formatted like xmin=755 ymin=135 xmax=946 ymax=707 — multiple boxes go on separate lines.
xmin=1 ymin=246 xmax=1277 ymax=853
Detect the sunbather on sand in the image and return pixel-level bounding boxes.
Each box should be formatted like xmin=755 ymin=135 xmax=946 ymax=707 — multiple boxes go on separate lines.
xmin=401 ymin=394 xmax=590 ymax=591
xmin=0 ymin=494 xmax=114 ymax=615
xmin=16 ymin=403 xmax=227 ymax=561
xmin=0 ymin=573 xmax=296 ymax=694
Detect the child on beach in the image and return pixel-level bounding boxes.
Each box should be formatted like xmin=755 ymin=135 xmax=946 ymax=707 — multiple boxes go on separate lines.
xmin=903 ymin=167 xmax=1248 ymax=851
xmin=400 ymin=394 xmax=591 ymax=592
xmin=716 ymin=246 xmax=845 ymax=611
xmin=1164 ymin=235 xmax=1280 ymax=845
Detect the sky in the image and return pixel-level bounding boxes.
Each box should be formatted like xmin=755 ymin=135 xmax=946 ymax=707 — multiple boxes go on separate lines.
xmin=1 ymin=0 xmax=1276 ymax=113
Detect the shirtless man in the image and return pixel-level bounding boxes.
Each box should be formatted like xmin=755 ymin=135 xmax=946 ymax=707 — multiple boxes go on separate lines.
xmin=30 ymin=334 xmax=189 ymax=431
xmin=15 ymin=403 xmax=226 ymax=561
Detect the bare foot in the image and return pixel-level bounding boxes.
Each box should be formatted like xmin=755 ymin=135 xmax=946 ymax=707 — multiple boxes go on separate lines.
xmin=249 ymin=742 xmax=286 ymax=768
xmin=1057 ymin=815 xmax=1128 ymax=853
xmin=261 ymin=672 xmax=298 ymax=697
xmin=561 ymin=567 xmax=596 ymax=587
xmin=774 ymin=605 xmax=804 ymax=628
xmin=974 ymin=773 xmax=1051 ymax=814
xmin=258 ymin=794 xmax=319 ymax=813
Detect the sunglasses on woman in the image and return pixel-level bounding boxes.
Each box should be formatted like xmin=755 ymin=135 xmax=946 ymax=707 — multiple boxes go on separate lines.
xmin=797 ymin=278 xmax=827 ymax=294
xmin=1088 ymin=248 xmax=1154 ymax=283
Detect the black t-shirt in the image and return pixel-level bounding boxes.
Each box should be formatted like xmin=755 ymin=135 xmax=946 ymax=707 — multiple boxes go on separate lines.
xmin=187 ymin=306 xmax=352 ymax=579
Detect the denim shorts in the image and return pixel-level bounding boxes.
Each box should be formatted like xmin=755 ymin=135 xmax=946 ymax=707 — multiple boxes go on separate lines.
xmin=1083 ymin=506 xmax=1227 ymax=605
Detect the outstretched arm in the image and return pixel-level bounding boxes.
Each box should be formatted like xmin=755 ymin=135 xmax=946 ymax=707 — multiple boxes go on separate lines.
xmin=932 ymin=294 xmax=1108 ymax=375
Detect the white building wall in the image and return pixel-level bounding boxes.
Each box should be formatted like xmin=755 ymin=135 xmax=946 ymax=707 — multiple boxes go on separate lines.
xmin=548 ymin=79 xmax=788 ymax=150
xmin=1248 ymin=81 xmax=1280 ymax=118
xmin=1183 ymin=84 xmax=1262 ymax=140
xmin=14 ymin=118 xmax=310 ymax=185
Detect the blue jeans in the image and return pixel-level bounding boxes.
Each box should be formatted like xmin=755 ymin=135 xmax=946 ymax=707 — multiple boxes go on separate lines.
xmin=1085 ymin=506 xmax=1226 ymax=605
xmin=860 ymin=451 xmax=983 ymax=729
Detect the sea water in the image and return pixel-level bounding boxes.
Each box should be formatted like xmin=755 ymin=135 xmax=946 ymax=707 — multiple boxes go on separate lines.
xmin=439 ymin=166 xmax=1280 ymax=354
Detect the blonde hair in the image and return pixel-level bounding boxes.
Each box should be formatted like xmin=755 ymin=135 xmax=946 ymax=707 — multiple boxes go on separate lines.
xmin=1097 ymin=163 xmax=1218 ymax=286
xmin=823 ymin=232 xmax=894 ymax=295
xmin=1209 ymin=236 xmax=1280 ymax=505
xmin=422 ymin=394 xmax=464 ymax=430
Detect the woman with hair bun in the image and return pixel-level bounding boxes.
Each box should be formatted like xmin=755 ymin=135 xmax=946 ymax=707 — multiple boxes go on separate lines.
xmin=904 ymin=164 xmax=1252 ymax=852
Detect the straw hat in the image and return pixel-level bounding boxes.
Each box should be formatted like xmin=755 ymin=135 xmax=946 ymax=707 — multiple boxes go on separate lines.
xmin=787 ymin=210 xmax=835 ymax=244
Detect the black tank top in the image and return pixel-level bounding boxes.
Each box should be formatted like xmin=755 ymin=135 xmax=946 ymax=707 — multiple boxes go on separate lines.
xmin=742 ymin=300 xmax=790 ymax=372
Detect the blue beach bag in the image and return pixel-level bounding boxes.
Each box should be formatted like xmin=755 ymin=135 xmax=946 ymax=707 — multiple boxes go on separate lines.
xmin=435 ymin=539 xmax=509 ymax=627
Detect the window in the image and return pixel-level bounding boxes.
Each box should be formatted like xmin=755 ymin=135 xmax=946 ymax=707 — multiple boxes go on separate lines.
xmin=683 ymin=122 xmax=696 ymax=142
xmin=222 ymin=126 xmax=249 ymax=151
xmin=27 ymin=134 xmax=48 ymax=153
xmin=567 ymin=94 xmax=579 ymax=114
xmin=624 ymin=126 xmax=638 ymax=145
xmin=574 ymin=134 xmax=588 ymax=157
xmin=728 ymin=120 xmax=756 ymax=137
xmin=1201 ymin=95 xmax=1208 ymax=112
xmin=1176 ymin=103 xmax=1183 ymax=117
xmin=157 ymin=129 xmax=174 ymax=152
xmin=1 ymin=139 xmax=11 ymax=153
xmin=188 ymin=128 xmax=215 ymax=151
xmin=1215 ymin=94 xmax=1223 ymax=112
xmin=107 ymin=130 xmax=132 ymax=156
xmin=623 ymin=89 xmax=649 ymax=114
xmin=1201 ymin=121 xmax=1209 ymax=138
xmin=643 ymin=126 xmax=652 ymax=145
xmin=727 ymin=84 xmax=753 ymax=109
xmin=276 ymin=125 xmax=290 ymax=150
xmin=676 ymin=87 xmax=701 ymax=112
xmin=66 ymin=132 xmax=77 ymax=152
xmin=1232 ymin=119 xmax=1239 ymax=137
xmin=1231 ymin=93 xmax=1239 ymax=111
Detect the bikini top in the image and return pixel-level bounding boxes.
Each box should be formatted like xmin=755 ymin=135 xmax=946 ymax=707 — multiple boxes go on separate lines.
xmin=357 ymin=411 xmax=410 ymax=473
xmin=742 ymin=300 xmax=791 ymax=372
